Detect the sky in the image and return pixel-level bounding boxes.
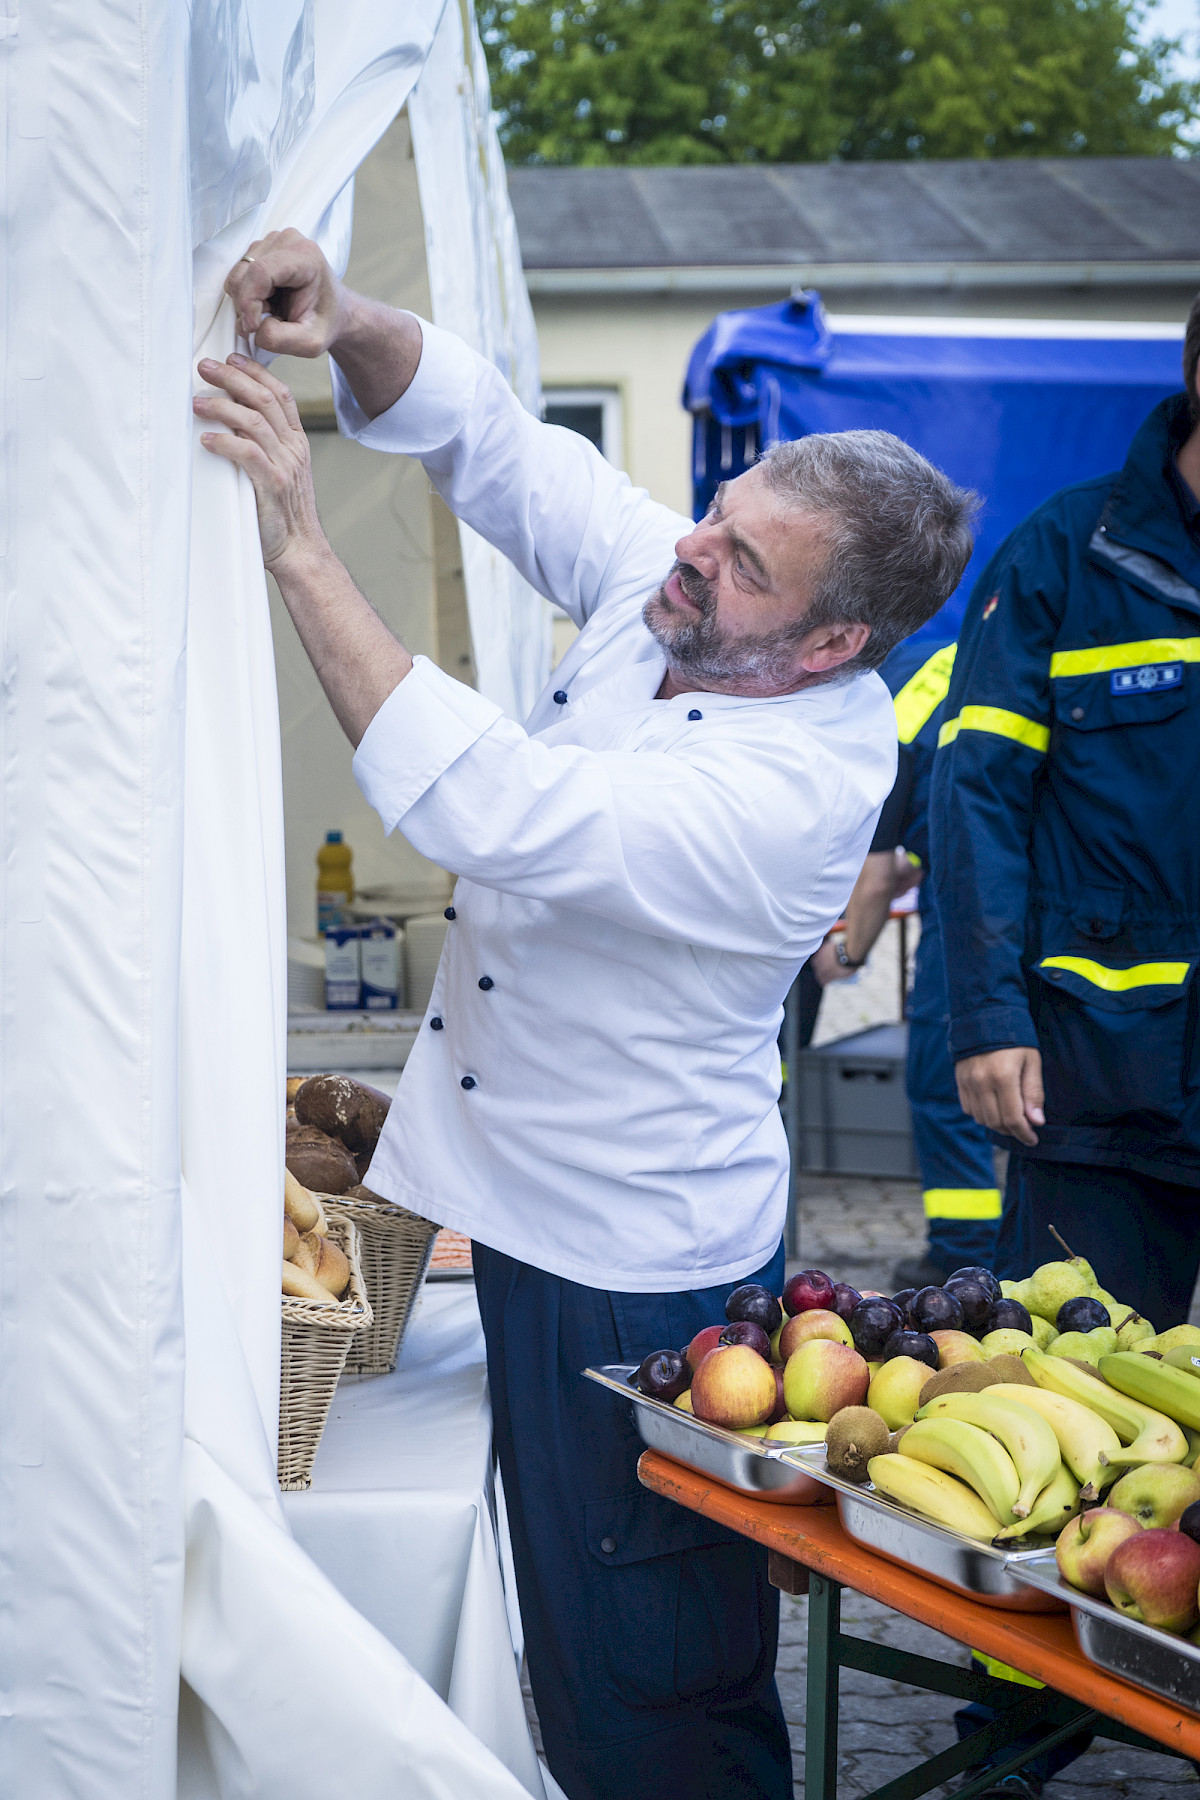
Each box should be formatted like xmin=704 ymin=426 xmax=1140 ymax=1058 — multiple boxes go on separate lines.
xmin=1141 ymin=0 xmax=1200 ymax=84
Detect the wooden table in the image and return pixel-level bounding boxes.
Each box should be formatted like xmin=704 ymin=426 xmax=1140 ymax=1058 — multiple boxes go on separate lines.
xmin=639 ymin=1450 xmax=1200 ymax=1800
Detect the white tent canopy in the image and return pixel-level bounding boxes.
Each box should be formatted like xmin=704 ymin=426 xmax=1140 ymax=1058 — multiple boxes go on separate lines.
xmin=2 ymin=2 xmax=543 ymax=1792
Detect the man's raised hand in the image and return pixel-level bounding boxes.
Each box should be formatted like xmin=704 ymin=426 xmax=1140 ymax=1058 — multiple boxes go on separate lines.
xmin=194 ymin=354 xmax=325 ymax=571
xmin=224 ymin=229 xmax=346 ymax=359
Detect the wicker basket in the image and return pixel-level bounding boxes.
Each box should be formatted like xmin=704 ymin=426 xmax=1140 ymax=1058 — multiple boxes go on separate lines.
xmin=322 ymin=1189 xmax=439 ymax=1375
xmin=278 ymin=1213 xmax=373 ymax=1491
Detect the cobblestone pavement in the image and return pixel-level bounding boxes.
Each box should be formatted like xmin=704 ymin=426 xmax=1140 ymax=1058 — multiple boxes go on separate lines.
xmin=519 ymin=1171 xmax=1199 ymax=1798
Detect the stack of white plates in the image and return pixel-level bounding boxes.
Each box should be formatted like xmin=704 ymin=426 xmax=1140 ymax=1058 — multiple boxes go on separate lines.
xmin=403 ymin=913 xmax=449 ymax=1015
xmin=287 ymin=936 xmax=326 ymax=1012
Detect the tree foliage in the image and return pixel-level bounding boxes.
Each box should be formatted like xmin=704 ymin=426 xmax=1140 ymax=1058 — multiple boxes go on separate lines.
xmin=479 ymin=0 xmax=1196 ymax=164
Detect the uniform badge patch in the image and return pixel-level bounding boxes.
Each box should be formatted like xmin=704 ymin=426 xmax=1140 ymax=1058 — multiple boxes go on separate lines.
xmin=981 ymin=594 xmax=999 ymax=620
xmin=1110 ymin=662 xmax=1183 ymax=696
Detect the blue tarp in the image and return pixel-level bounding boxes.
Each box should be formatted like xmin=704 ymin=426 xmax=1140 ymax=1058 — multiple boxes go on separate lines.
xmin=684 ymin=294 xmax=1185 ymax=643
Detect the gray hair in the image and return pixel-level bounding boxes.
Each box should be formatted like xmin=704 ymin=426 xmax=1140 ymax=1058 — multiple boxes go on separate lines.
xmin=759 ymin=431 xmax=978 ymax=674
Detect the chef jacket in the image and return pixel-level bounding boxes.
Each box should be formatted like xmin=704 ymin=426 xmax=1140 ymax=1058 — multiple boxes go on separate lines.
xmin=332 ymin=319 xmax=897 ymax=1292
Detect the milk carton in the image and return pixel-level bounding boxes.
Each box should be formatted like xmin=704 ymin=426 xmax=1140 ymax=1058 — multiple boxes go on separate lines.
xmin=359 ymin=917 xmax=401 ymax=1010
xmin=324 ymin=924 xmax=361 ymax=1010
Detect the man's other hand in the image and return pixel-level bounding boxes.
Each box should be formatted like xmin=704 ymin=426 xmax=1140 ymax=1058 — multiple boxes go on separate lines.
xmin=955 ymin=1046 xmax=1045 ymax=1147
xmin=195 ymin=354 xmax=323 ymax=570
xmin=225 ymin=229 xmax=346 ymax=358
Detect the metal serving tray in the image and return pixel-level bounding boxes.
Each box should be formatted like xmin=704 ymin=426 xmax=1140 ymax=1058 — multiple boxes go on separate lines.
xmin=584 ymin=1365 xmax=828 ymax=1504
xmin=777 ymin=1445 xmax=1066 ymax=1612
xmin=1008 ymin=1551 xmax=1200 ymax=1709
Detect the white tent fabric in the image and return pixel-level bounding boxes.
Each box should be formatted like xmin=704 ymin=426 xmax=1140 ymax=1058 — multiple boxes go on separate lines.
xmin=4 ymin=1 xmax=541 ymax=1793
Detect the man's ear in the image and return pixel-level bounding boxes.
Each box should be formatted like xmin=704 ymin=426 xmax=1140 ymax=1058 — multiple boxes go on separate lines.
xmin=800 ymin=622 xmax=871 ymax=674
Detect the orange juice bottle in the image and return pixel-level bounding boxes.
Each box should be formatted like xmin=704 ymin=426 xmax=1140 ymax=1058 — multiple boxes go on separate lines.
xmin=316 ymin=831 xmax=354 ymax=935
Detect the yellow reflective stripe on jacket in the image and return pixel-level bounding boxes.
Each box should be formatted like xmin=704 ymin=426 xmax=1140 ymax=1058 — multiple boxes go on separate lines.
xmin=1040 ymin=955 xmax=1190 ymax=991
xmin=938 ymin=706 xmax=1050 ymax=752
xmin=923 ymin=1188 xmax=1002 ymax=1222
xmin=893 ymin=643 xmax=957 ymax=744
xmin=1050 ymin=637 xmax=1200 ymax=679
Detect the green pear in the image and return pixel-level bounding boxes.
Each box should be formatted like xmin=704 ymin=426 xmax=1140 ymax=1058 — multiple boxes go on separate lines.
xmin=1024 ymin=1261 xmax=1095 ymax=1322
xmin=1048 ymin=1331 xmax=1102 ymax=1366
xmin=1117 ymin=1315 xmax=1157 ymax=1350
xmin=866 ymin=1357 xmax=931 ymax=1430
xmin=1030 ymin=1315 xmax=1059 ymax=1350
xmin=1148 ymin=1325 xmax=1200 ymax=1354
xmin=1000 ymin=1279 xmax=1021 ymax=1301
xmin=1072 ymin=1257 xmax=1100 ymax=1293
xmin=980 ymin=1328 xmax=1036 ymax=1356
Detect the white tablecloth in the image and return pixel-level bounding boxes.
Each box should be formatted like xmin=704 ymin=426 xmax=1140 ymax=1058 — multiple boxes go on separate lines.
xmin=283 ymin=1283 xmax=559 ymax=1800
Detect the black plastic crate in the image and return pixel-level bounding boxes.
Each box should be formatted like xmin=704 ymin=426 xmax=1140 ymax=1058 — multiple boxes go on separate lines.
xmin=794 ymin=1023 xmax=918 ymax=1178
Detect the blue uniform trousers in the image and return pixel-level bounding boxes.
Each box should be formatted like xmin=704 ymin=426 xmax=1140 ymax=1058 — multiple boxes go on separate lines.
xmin=906 ymin=914 xmax=1001 ymax=1273
xmin=473 ymin=1240 xmax=792 ymax=1800
xmin=996 ymin=1155 xmax=1200 ymax=1327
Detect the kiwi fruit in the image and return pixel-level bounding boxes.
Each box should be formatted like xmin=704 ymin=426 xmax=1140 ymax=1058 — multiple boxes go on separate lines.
xmin=1057 ymin=1355 xmax=1109 ymax=1383
xmin=986 ymin=1353 xmax=1036 ymax=1386
xmin=826 ymin=1406 xmax=889 ymax=1483
xmin=918 ymin=1361 xmax=1001 ymax=1406
xmin=886 ymin=1427 xmax=910 ymax=1453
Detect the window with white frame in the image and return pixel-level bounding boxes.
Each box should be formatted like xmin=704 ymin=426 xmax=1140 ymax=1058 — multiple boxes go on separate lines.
xmin=543 ymin=387 xmax=622 ymax=464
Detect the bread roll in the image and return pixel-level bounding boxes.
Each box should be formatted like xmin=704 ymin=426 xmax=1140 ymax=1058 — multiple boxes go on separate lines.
xmin=283 ymin=1216 xmax=300 ymax=1260
xmin=285 ymin=1121 xmax=358 ymax=1194
xmin=294 ymin=1074 xmax=390 ymax=1156
xmin=282 ymin=1260 xmax=333 ymax=1302
xmin=293 ymin=1230 xmax=350 ymax=1298
xmin=284 ymin=1167 xmax=325 ymax=1233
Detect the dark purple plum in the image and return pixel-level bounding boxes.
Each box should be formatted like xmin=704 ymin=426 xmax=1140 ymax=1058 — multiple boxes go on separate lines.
xmin=985 ymin=1298 xmax=1033 ymax=1337
xmin=1180 ymin=1502 xmax=1200 ymax=1548
xmin=719 ymin=1320 xmax=772 ymax=1359
xmin=725 ymin=1283 xmax=783 ymax=1336
xmin=848 ymin=1296 xmax=904 ymax=1360
xmin=891 ymin=1287 xmax=918 ymax=1326
xmin=782 ymin=1269 xmax=836 ymax=1316
xmin=943 ymin=1276 xmax=992 ymax=1334
xmin=831 ymin=1282 xmax=863 ymax=1323
xmin=882 ymin=1329 xmax=940 ymax=1370
xmin=635 ymin=1349 xmax=691 ymax=1401
xmin=947 ymin=1267 xmax=1001 ymax=1305
xmin=911 ymin=1286 xmax=965 ymax=1334
xmin=1056 ymin=1295 xmax=1110 ymax=1335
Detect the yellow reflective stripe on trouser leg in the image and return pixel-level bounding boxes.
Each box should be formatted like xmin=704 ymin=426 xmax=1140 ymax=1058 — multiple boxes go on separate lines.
xmin=923 ymin=1188 xmax=1003 ymax=1221
xmin=1049 ymin=637 xmax=1200 ymax=678
xmin=937 ymin=707 xmax=1050 ymax=752
xmin=974 ymin=1654 xmax=1044 ymax=1690
xmin=893 ymin=643 xmax=957 ymax=744
xmin=1039 ymin=955 xmax=1190 ymax=991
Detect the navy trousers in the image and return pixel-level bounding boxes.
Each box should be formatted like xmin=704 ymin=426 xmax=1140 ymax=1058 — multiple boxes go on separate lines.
xmin=996 ymin=1155 xmax=1200 ymax=1327
xmin=906 ymin=913 xmax=1001 ymax=1274
xmin=473 ymin=1240 xmax=793 ymax=1800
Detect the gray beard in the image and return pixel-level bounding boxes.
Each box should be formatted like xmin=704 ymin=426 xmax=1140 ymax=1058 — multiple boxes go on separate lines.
xmin=642 ymin=566 xmax=810 ymax=690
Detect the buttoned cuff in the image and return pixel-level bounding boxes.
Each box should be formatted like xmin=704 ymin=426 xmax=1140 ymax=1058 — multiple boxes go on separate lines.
xmin=331 ymin=315 xmax=479 ymax=454
xmin=949 ymin=1005 xmax=1040 ymax=1063
xmin=352 ymin=657 xmax=504 ymax=834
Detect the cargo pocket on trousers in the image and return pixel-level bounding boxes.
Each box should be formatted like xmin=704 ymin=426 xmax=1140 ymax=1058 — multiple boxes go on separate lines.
xmin=584 ymin=1493 xmax=768 ymax=1716
xmin=1032 ymin=955 xmax=1196 ymax=1128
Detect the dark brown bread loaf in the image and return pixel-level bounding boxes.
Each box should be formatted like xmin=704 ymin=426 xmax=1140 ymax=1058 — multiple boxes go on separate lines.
xmin=294 ymin=1074 xmax=390 ymax=1156
xmin=285 ymin=1120 xmax=358 ymax=1194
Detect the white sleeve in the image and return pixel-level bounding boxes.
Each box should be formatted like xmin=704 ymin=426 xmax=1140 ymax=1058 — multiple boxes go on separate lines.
xmin=331 ymin=317 xmax=688 ymax=629
xmin=352 ymin=659 xmax=838 ymax=954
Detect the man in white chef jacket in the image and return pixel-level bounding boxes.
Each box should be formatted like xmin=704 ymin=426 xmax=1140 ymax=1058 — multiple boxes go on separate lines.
xmin=198 ymin=231 xmax=975 ymax=1800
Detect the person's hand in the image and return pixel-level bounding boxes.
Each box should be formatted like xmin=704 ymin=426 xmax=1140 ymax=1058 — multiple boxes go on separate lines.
xmin=955 ymin=1046 xmax=1045 ymax=1146
xmin=194 ymin=354 xmax=325 ymax=570
xmin=892 ymin=849 xmax=923 ymax=899
xmin=224 ymin=229 xmax=349 ymax=359
xmin=811 ymin=937 xmax=854 ymax=986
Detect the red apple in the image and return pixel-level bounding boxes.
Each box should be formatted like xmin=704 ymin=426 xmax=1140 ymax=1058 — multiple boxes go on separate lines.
xmin=930 ymin=1329 xmax=987 ymax=1370
xmin=685 ymin=1324 xmax=726 ymax=1373
xmin=783 ymin=1269 xmax=836 ymax=1316
xmin=779 ymin=1309 xmax=854 ymax=1360
xmin=1105 ymin=1528 xmax=1200 ymax=1632
xmin=690 ymin=1344 xmax=778 ymax=1430
xmin=1056 ymin=1508 xmax=1143 ymax=1597
xmin=783 ymin=1338 xmax=870 ymax=1423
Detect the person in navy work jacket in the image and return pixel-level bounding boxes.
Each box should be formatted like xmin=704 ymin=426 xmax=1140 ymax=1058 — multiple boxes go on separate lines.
xmin=931 ymin=303 xmax=1200 ymax=1329
xmin=816 ymin=639 xmax=1002 ymax=1286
